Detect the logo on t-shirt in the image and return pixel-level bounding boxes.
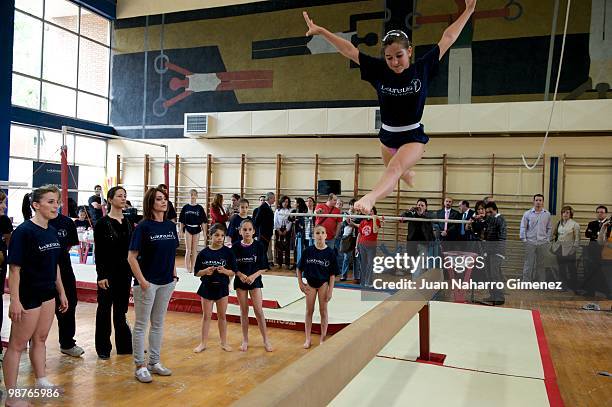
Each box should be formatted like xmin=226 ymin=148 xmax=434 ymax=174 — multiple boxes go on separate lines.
xmin=184 ymin=211 xmax=200 ymax=216
xmin=361 ymin=225 xmax=372 ymax=237
xmin=237 ymin=255 xmax=256 ymax=264
xmin=380 ymin=79 xmax=421 ymax=96
xmin=202 ymin=259 xmax=226 ymax=267
xmin=57 ymin=229 xmax=67 ymax=238
xmin=39 ymin=242 xmax=61 ymax=252
xmin=150 ymin=233 xmax=176 ymax=241
xmin=306 ymin=258 xmax=330 ymax=267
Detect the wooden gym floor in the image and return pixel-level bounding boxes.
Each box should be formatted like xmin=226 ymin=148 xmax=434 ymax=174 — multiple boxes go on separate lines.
xmin=0 ymin=278 xmax=610 ymax=406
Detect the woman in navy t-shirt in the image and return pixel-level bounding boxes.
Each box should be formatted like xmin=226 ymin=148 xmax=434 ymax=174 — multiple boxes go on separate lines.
xmin=178 ymin=189 xmax=208 ymax=273
xmin=303 ymin=2 xmax=476 ymax=213
xmin=232 ymin=218 xmax=272 ymax=352
xmin=4 ymin=186 xmax=68 ymax=404
xmin=128 ymin=187 xmax=179 ymax=384
xmin=193 ymin=223 xmax=236 ymax=353
xmin=0 ymin=190 xmax=14 ymax=362
xmin=296 ymin=224 xmax=339 ymax=349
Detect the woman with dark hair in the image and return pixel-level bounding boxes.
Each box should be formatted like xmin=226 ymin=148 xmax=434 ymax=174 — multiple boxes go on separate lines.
xmin=305 ymin=197 xmax=316 ymax=247
xmin=128 ymin=187 xmax=179 ymax=383
xmin=552 ymin=205 xmax=580 ymax=292
xmin=21 ymin=192 xmax=32 ymax=221
xmin=468 ymin=200 xmax=487 ymax=241
xmin=94 ymin=186 xmax=134 ymax=359
xmin=4 ymin=185 xmax=68 ymax=406
xmin=289 ymin=198 xmax=308 ymax=270
xmin=209 ymin=193 xmax=229 ymax=226
xmin=274 ymin=195 xmax=292 ymax=268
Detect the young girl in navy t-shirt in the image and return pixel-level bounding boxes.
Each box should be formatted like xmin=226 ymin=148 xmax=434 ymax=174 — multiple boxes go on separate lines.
xmin=193 ymin=223 xmax=236 ymax=353
xmin=178 ymin=189 xmax=208 ymax=273
xmin=297 ymin=224 xmax=339 ymax=348
xmin=302 ymin=2 xmax=476 ymax=213
xmin=227 ymin=198 xmax=252 ymax=245
xmin=232 ymin=218 xmax=272 ymax=352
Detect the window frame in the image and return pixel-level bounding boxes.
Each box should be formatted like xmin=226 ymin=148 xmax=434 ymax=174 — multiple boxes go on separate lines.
xmin=12 ymin=1 xmax=111 ymax=124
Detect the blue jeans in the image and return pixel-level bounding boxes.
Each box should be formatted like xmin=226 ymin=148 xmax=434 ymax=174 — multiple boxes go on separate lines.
xmin=358 ymin=242 xmax=377 ymax=287
xmin=333 ymin=238 xmax=343 ymax=274
xmin=295 ymin=233 xmax=306 ymax=266
xmin=341 ymin=250 xmax=360 ymax=279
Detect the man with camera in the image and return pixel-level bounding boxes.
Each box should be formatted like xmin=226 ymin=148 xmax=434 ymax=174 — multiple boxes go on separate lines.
xmin=482 ymin=202 xmax=507 ymax=306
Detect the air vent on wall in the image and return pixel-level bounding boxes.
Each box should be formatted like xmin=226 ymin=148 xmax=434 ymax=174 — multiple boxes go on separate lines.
xmin=184 ymin=113 xmax=209 ymax=138
xmin=374 ymin=109 xmax=381 ymax=130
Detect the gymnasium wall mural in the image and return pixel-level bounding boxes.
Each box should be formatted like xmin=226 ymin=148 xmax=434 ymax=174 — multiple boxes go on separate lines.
xmin=110 ymin=0 xmax=609 ymax=139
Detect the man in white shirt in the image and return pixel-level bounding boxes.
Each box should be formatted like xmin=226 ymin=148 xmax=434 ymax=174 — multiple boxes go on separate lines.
xmin=436 ymin=197 xmax=461 ymax=250
xmin=519 ymin=194 xmax=552 ymax=282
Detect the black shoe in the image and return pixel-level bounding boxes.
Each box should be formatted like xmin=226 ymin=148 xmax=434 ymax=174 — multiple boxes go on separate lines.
xmin=289 ymin=265 xmax=296 ymax=271
xmin=98 ymin=353 xmax=110 ymax=360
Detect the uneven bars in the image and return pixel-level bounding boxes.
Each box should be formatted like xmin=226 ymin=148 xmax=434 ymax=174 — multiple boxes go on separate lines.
xmin=61 ymin=125 xmax=171 ymax=188
xmin=0 ymin=181 xmax=28 ymax=187
xmin=288 ymin=212 xmax=471 ymax=224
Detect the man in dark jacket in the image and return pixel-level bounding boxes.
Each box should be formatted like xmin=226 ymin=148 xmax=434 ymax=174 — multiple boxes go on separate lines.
xmin=400 ymin=198 xmax=435 ymax=277
xmin=458 ymin=200 xmax=475 ymax=241
xmin=254 ymin=192 xmax=275 ymax=268
xmin=582 ymin=205 xmax=610 ymax=296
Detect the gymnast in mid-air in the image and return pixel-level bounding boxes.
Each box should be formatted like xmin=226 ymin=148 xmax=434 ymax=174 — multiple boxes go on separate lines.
xmin=303 ymin=0 xmax=476 ymax=213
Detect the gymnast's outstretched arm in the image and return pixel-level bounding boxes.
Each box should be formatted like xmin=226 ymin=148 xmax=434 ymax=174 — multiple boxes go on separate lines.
xmin=303 ymin=11 xmax=359 ymax=64
xmin=437 ymin=0 xmax=477 ymax=58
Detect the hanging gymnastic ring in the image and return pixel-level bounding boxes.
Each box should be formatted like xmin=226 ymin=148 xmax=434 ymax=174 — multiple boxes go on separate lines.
xmin=504 ymin=0 xmax=523 ymax=21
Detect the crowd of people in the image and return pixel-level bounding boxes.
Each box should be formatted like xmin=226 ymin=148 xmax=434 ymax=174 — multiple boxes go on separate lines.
xmin=0 ymin=183 xmax=609 ymax=404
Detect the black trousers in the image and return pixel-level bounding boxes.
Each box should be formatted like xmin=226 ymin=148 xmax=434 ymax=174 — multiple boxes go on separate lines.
xmin=582 ymin=243 xmax=604 ymax=295
xmin=259 ymin=235 xmax=271 ymax=266
xmin=55 ymin=266 xmax=78 ymax=349
xmin=95 ymin=275 xmax=133 ymax=355
xmin=556 ymin=253 xmax=577 ymax=290
xmin=274 ymin=230 xmax=291 ymax=266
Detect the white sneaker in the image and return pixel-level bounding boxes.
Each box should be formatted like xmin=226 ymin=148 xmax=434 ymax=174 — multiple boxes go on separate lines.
xmin=135 ymin=367 xmax=153 ymax=383
xmin=61 ymin=345 xmax=85 ymax=357
xmin=147 ymin=362 xmax=172 ymax=376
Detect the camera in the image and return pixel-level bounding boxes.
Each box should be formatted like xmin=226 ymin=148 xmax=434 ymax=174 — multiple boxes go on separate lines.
xmin=405 ymin=208 xmax=418 ymax=217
